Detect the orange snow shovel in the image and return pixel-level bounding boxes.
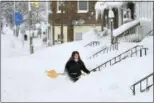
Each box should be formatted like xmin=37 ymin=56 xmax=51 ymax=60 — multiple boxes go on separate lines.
xmin=46 ymin=69 xmax=65 ymax=79
xmin=46 ymin=70 xmax=87 ymax=79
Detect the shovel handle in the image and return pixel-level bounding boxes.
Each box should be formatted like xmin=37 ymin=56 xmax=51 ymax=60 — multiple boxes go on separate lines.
xmin=57 ymin=73 xmax=66 ymax=75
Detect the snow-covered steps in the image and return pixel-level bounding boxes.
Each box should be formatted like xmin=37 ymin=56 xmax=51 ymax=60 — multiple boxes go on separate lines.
xmin=114 ymin=20 xmax=140 ymax=37
xmin=89 ymin=42 xmax=118 ymax=59
xmin=84 ymin=41 xmax=100 ymax=47
xmin=118 ymin=30 xmax=153 ymax=43
xmin=85 ymin=42 xmax=138 ymax=69
xmin=90 ymin=45 xmax=147 ymax=72
xmin=130 ymin=72 xmax=153 ymax=95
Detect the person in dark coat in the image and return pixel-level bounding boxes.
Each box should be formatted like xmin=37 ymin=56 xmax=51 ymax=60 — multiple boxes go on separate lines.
xmin=65 ymin=51 xmax=90 ymax=82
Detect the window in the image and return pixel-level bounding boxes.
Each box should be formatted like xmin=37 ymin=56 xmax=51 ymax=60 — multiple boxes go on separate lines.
xmin=77 ymin=0 xmax=89 ymax=13
xmin=57 ymin=1 xmax=61 ymax=13
xmin=57 ymin=0 xmax=64 ymax=13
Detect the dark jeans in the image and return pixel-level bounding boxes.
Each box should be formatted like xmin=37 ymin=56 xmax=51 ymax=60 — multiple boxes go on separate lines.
xmin=69 ymin=73 xmax=80 ymax=82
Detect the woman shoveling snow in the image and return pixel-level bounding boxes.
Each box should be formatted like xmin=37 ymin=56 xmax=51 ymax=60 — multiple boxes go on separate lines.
xmin=64 ymin=51 xmax=90 ymax=82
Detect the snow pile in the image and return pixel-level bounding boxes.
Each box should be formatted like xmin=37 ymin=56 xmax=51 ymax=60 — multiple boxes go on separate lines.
xmin=124 ymin=88 xmax=153 ymax=102
xmin=99 ymin=27 xmax=109 ymax=37
xmin=49 ymin=55 xmax=153 ymax=102
xmin=1 ymin=25 xmax=153 ymax=102
xmin=1 ymin=27 xmax=49 ymax=58
xmin=119 ymin=33 xmax=141 ymax=42
xmin=123 ymin=18 xmax=133 ymax=23
xmin=82 ymin=28 xmax=100 ymax=42
xmin=48 ymin=36 xmax=153 ymax=102
xmin=1 ymin=27 xmax=24 ymax=58
xmin=113 ymin=20 xmax=140 ymax=37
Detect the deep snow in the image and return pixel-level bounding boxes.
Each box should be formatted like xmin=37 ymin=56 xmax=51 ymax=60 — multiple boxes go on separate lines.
xmin=1 ymin=27 xmax=153 ymax=102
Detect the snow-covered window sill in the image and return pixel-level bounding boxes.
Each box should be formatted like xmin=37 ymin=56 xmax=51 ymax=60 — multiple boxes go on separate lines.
xmin=77 ymin=10 xmax=88 ymax=13
xmin=57 ymin=11 xmax=65 ymax=13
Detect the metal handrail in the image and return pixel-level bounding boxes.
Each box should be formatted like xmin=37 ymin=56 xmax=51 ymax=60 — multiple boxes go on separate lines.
xmin=130 ymin=72 xmax=153 ymax=95
xmin=116 ymin=21 xmax=140 ymax=38
xmin=90 ymin=45 xmax=145 ymax=72
xmin=146 ymin=29 xmax=153 ymax=36
xmin=90 ymin=42 xmax=119 ymax=59
xmin=84 ymin=41 xmax=100 ymax=47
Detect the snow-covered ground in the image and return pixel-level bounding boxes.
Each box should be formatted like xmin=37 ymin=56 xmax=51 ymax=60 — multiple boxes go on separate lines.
xmin=1 ymin=26 xmax=47 ymax=58
xmin=1 ymin=27 xmax=153 ymax=102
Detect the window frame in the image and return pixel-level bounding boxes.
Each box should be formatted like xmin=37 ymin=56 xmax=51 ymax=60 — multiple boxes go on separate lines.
xmin=57 ymin=0 xmax=64 ymax=13
xmin=77 ymin=0 xmax=89 ymax=13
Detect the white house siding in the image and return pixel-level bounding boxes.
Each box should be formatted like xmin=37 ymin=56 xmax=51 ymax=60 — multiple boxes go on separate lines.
xmin=74 ymin=26 xmax=101 ymax=41
xmin=54 ymin=26 xmax=68 ymax=43
xmin=135 ymin=2 xmax=153 ymax=36
xmin=52 ymin=26 xmax=101 ymax=42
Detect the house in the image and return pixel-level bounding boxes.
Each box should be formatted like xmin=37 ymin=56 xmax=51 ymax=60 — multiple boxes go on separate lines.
xmin=50 ymin=0 xmax=102 ymax=43
xmin=95 ymin=1 xmax=153 ymax=40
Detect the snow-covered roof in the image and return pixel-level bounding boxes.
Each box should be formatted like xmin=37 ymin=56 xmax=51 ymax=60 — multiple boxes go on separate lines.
xmin=95 ymin=1 xmax=128 ymax=20
xmin=95 ymin=1 xmax=126 ymax=10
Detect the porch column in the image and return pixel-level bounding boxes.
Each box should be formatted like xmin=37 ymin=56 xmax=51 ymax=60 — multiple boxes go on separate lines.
xmin=118 ymin=7 xmax=123 ymax=26
xmin=113 ymin=8 xmax=119 ymax=29
xmin=101 ymin=11 xmax=104 ymax=31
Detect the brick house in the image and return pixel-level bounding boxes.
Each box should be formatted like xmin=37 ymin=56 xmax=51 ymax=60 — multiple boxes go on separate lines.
xmin=50 ymin=0 xmax=102 ymax=43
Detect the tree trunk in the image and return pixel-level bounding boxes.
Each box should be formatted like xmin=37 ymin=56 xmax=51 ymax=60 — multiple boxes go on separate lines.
xmin=30 ymin=34 xmax=34 ymax=54
xmin=52 ymin=8 xmax=56 ymax=45
xmin=67 ymin=24 xmax=74 ymax=42
xmin=65 ymin=2 xmax=75 ymax=42
xmin=60 ymin=6 xmax=64 ymax=43
xmin=29 ymin=9 xmax=34 ymax=54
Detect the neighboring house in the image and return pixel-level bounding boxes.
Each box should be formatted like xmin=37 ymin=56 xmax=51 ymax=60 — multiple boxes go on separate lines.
xmin=95 ymin=2 xmax=135 ymax=29
xmin=95 ymin=1 xmax=153 ymax=39
xmin=50 ymin=0 xmax=102 ymax=42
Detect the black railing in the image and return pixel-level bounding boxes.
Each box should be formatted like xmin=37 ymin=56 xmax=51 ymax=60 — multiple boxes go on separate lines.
xmin=84 ymin=41 xmax=100 ymax=47
xmin=130 ymin=72 xmax=153 ymax=95
xmin=145 ymin=29 xmax=153 ymax=36
xmin=90 ymin=45 xmax=148 ymax=72
xmin=116 ymin=22 xmax=140 ymax=39
xmin=115 ymin=22 xmax=140 ymax=42
xmin=140 ymin=29 xmax=153 ymax=41
xmin=90 ymin=42 xmax=119 ymax=59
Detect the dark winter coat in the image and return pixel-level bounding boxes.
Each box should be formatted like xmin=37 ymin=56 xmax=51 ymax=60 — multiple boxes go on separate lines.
xmin=65 ymin=59 xmax=90 ymax=79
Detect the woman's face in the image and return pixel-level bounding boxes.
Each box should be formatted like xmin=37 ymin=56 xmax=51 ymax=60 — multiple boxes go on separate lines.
xmin=74 ymin=53 xmax=79 ymax=60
